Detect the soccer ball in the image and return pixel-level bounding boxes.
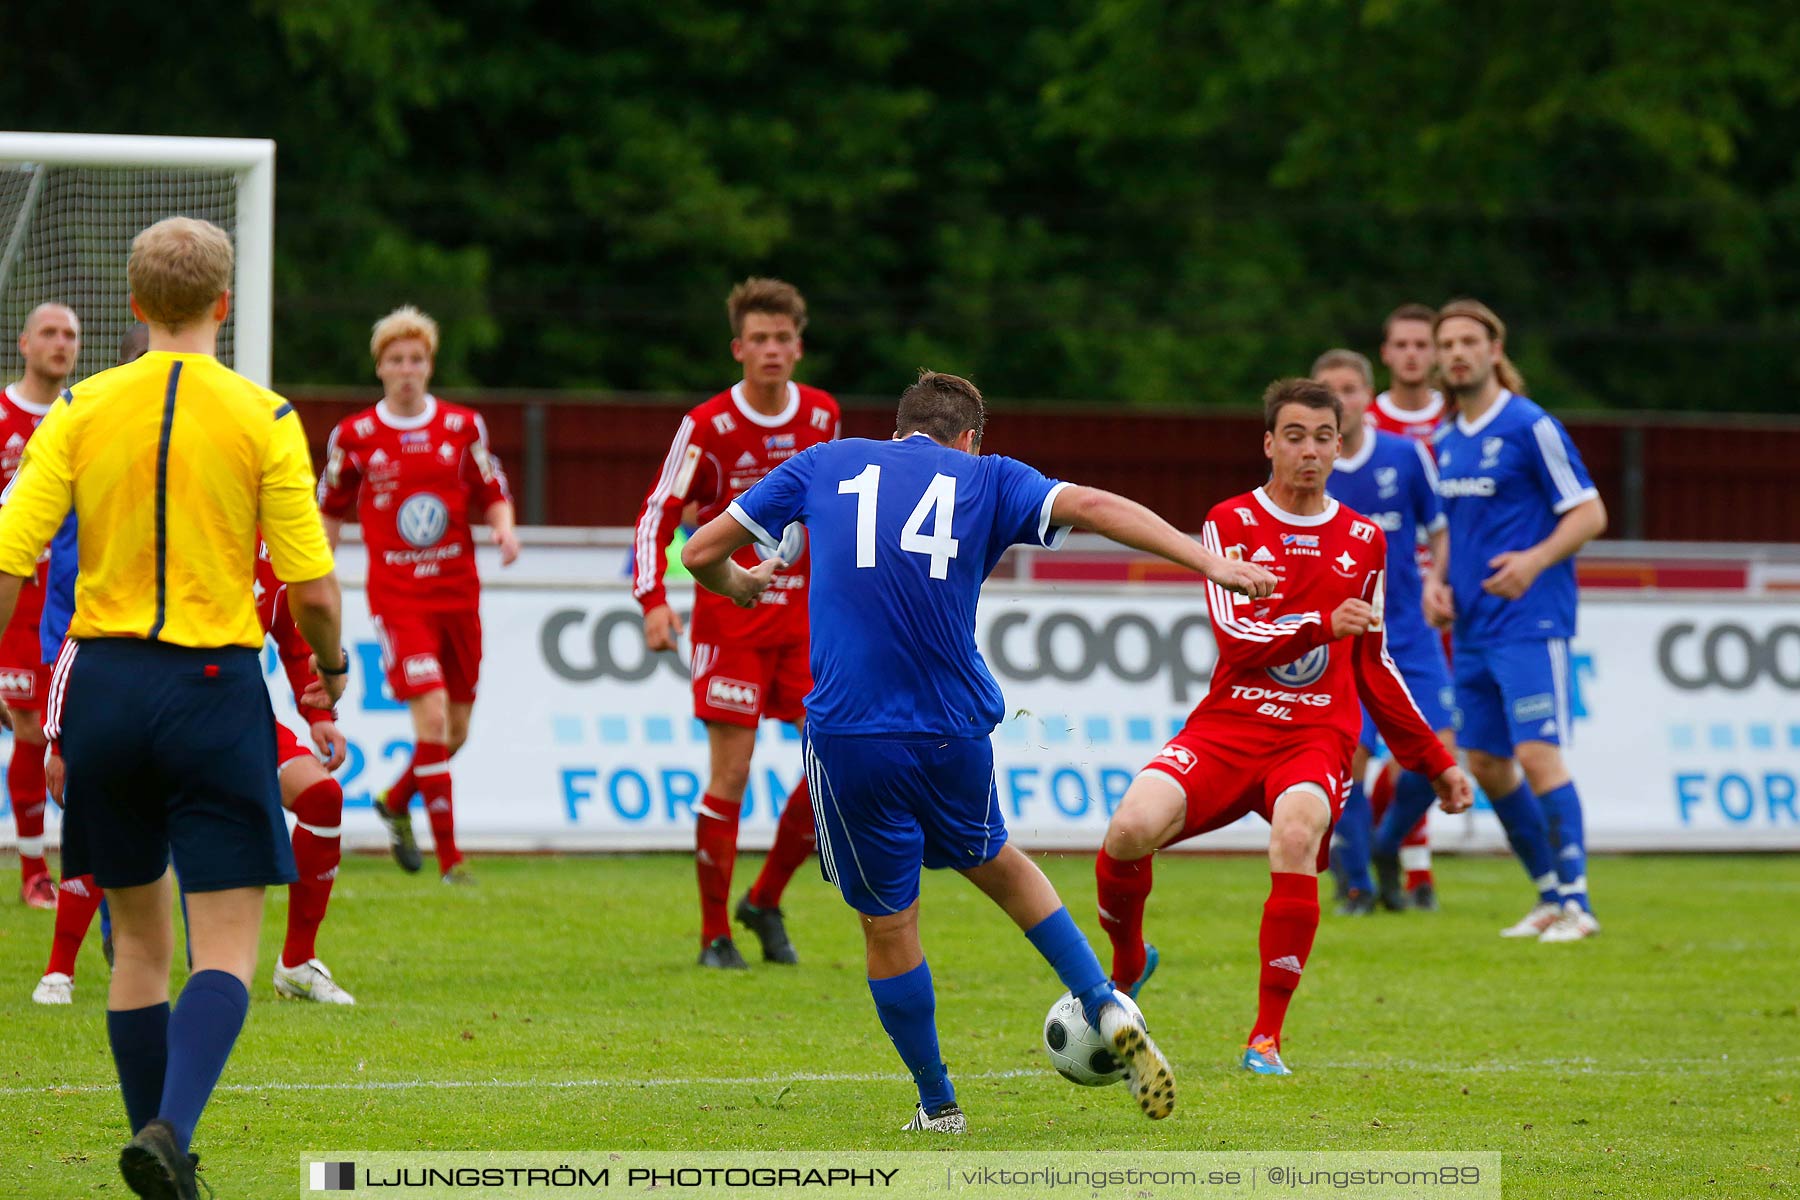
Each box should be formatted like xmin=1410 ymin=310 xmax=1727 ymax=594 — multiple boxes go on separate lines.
xmin=1042 ymin=990 xmax=1142 ymax=1086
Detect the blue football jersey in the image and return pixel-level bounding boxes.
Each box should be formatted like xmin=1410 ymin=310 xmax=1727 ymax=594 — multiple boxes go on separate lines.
xmin=1327 ymin=427 xmax=1443 ymax=656
xmin=1434 ymin=391 xmax=1597 ymax=645
xmin=729 ymin=434 xmax=1069 ymax=736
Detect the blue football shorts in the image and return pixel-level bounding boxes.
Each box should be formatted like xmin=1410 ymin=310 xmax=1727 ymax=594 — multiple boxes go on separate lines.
xmin=1452 ymin=636 xmax=1574 ymax=759
xmin=803 ymin=728 xmax=1007 ymax=916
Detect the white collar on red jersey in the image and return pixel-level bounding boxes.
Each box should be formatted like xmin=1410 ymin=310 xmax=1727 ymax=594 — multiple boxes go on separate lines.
xmin=1333 ymin=417 xmax=1379 ymax=474
xmin=1374 ymin=389 xmax=1444 ymax=427
xmin=376 ymin=393 xmax=438 ymax=430
xmin=1454 ymin=389 xmax=1514 ymax=437
xmin=730 ymin=381 xmax=800 ymax=428
xmin=1253 ymin=485 xmax=1340 ymax=527
xmin=3 ymin=384 xmax=52 ymax=417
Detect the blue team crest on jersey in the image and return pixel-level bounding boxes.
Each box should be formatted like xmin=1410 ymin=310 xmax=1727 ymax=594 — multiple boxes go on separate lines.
xmin=398 ymin=492 xmax=450 ymax=548
xmin=1265 ymin=614 xmax=1330 ymax=688
xmin=1375 ymin=466 xmax=1398 ymax=498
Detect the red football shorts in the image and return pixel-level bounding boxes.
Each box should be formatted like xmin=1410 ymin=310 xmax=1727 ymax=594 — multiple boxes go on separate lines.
xmin=688 ymin=638 xmax=810 ymax=729
xmin=1140 ymin=720 xmax=1353 ymax=864
xmin=374 ymin=608 xmax=482 ymax=703
xmin=0 ymin=622 xmax=49 ymax=713
xmin=275 ymin=720 xmax=315 ymax=769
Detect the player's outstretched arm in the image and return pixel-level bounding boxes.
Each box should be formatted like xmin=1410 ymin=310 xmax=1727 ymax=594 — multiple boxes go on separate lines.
xmin=682 ymin=512 xmax=783 ymax=608
xmin=1050 ymin=486 xmax=1276 ymax=598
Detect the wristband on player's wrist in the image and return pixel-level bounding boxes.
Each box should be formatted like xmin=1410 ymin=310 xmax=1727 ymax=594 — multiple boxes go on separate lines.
xmin=318 ymin=654 xmax=351 ymax=677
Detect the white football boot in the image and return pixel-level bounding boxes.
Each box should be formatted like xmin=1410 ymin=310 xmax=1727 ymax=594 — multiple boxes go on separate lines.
xmin=1500 ymin=901 xmax=1562 ymax=939
xmin=31 ymin=972 xmax=73 ymax=1005
xmin=1099 ymin=1000 xmax=1175 ymax=1119
xmin=1538 ymin=901 xmax=1601 ymax=943
xmin=901 ymin=1103 xmax=967 ymax=1133
xmin=273 ymin=958 xmax=357 ymax=1004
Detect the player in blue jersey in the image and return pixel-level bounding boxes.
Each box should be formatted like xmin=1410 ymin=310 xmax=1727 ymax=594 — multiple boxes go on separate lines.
xmin=1314 ymin=349 xmax=1457 ymax=915
xmin=682 ymin=371 xmax=1276 ymax=1132
xmin=1426 ymin=300 xmax=1607 ymax=943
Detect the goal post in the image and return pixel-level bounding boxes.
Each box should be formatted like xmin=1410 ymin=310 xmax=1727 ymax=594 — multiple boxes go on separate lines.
xmin=0 ymin=133 xmax=274 ymax=385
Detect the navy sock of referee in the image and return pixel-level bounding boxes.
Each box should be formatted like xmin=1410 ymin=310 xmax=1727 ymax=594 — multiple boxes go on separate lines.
xmin=106 ymin=1004 xmax=169 ymax=1134
xmin=159 ymin=971 xmax=252 ymax=1152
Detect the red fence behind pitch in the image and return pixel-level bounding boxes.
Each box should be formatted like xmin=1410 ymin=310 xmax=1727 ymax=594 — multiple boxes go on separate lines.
xmin=287 ymin=391 xmax=1800 ymax=543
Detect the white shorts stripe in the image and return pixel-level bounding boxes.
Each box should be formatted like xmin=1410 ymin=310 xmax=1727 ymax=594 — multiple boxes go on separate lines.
xmin=43 ymin=639 xmax=78 ymax=741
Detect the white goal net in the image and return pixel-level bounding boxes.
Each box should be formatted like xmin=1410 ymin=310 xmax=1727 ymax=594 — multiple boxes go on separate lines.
xmin=0 ymin=133 xmax=274 ymax=386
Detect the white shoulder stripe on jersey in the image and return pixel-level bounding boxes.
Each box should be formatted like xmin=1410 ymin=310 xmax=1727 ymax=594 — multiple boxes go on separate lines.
xmin=634 ymin=415 xmax=698 ymax=597
xmin=1412 ymin=437 xmax=1442 ymax=489
xmin=1531 ymin=416 xmax=1585 ymax=501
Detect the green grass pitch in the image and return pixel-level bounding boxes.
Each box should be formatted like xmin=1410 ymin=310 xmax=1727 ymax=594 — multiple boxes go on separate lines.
xmin=1 ymin=851 xmax=1795 ymax=1197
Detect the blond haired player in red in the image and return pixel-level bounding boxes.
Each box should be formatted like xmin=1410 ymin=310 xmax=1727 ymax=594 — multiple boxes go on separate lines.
xmin=319 ymin=307 xmax=518 ymax=884
xmin=634 ymin=278 xmax=838 ymax=968
xmin=1095 ymin=378 xmax=1472 ymax=1076
xmin=34 ymin=542 xmax=358 ymax=1005
xmin=2 ymin=301 xmax=80 ymax=909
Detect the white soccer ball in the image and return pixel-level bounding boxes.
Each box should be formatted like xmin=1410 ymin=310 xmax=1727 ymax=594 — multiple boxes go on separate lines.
xmin=1042 ymin=990 xmax=1142 ymax=1087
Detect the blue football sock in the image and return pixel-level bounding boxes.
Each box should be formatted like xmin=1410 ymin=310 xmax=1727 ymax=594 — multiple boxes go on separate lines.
xmin=99 ymin=898 xmax=112 ymax=942
xmin=1336 ymin=780 xmax=1373 ymax=893
xmin=1374 ymin=770 xmax=1437 ymax=858
xmin=159 ymin=970 xmax=249 ymax=1153
xmin=106 ymin=1003 xmax=169 ymax=1135
xmin=868 ymin=960 xmax=954 ymax=1112
xmin=1536 ymin=781 xmax=1590 ymax=912
xmin=1489 ymin=782 xmax=1559 ymax=902
xmin=1024 ymin=907 xmax=1113 ymax=1025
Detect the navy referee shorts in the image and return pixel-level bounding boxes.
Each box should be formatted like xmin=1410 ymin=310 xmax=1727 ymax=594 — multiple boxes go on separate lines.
xmin=54 ymin=638 xmax=296 ymax=892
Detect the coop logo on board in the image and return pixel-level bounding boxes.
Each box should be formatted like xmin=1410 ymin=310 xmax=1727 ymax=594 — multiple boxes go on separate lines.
xmin=1657 ymin=622 xmax=1800 ymax=691
xmin=984 ymin=609 xmax=1218 ymax=704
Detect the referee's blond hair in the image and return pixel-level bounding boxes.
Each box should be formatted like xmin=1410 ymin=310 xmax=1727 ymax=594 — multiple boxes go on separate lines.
xmin=128 ymin=217 xmax=233 ymax=331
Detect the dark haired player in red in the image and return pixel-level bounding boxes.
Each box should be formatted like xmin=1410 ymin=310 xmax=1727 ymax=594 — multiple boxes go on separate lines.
xmin=1095 ymin=378 xmax=1472 ymax=1076
xmin=319 ymin=306 xmax=517 ymax=885
xmin=2 ymin=302 xmax=79 ymax=909
xmin=634 ymin=278 xmax=838 ymax=968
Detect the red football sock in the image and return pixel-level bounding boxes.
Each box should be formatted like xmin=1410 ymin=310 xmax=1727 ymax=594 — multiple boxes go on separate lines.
xmin=1367 ymin=762 xmax=1396 ymax=825
xmin=414 ymin=742 xmax=460 ymax=874
xmin=1095 ymin=849 xmax=1154 ymax=989
xmin=747 ymin=778 xmax=814 ymax=909
xmin=11 ymin=742 xmax=47 ymax=881
xmin=384 ymin=763 xmax=418 ymax=813
xmin=1403 ymin=816 xmax=1433 ymax=889
xmin=283 ymin=778 xmax=344 ymax=967
xmin=46 ymin=873 xmax=103 ymax=978
xmin=695 ymin=794 xmax=742 ymax=945
xmin=1252 ymin=872 xmax=1321 ymax=1049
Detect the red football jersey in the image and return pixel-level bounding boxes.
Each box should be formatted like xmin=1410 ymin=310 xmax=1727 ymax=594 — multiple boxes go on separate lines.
xmin=0 ymin=385 xmax=53 ymax=629
xmin=633 ymin=382 xmax=839 ymax=643
xmin=1194 ymin=488 xmax=1455 ymax=778
xmin=317 ymin=395 xmax=511 ymax=615
xmin=1369 ymin=389 xmax=1446 ymax=444
xmin=255 ymin=541 xmax=333 ymax=725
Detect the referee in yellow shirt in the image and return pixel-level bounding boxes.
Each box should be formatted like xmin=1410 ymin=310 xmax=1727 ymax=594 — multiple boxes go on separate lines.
xmin=0 ymin=218 xmax=348 ymax=1200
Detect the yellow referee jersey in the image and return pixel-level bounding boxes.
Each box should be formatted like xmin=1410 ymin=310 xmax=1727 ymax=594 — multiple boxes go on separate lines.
xmin=0 ymin=351 xmax=334 ymax=649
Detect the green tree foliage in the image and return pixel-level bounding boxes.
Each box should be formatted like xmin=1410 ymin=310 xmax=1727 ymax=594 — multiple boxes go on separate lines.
xmin=5 ymin=0 xmax=1797 ymax=408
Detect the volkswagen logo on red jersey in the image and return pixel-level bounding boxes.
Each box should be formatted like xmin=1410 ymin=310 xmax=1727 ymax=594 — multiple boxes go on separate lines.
xmin=754 ymin=521 xmax=807 ymax=566
xmin=1265 ymin=614 xmax=1330 ymax=688
xmin=397 ymin=493 xmax=450 ymax=548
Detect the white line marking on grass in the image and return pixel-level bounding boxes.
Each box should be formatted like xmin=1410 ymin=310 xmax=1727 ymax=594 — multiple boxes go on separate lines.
xmin=6 ymin=1055 xmax=1789 ymax=1099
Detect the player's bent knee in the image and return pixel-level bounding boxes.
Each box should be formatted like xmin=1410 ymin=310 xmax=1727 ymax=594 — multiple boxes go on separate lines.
xmin=290 ymin=777 xmax=345 ymax=829
xmin=1269 ymin=786 xmax=1330 ymax=871
xmin=1105 ymin=773 xmax=1185 ymax=859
